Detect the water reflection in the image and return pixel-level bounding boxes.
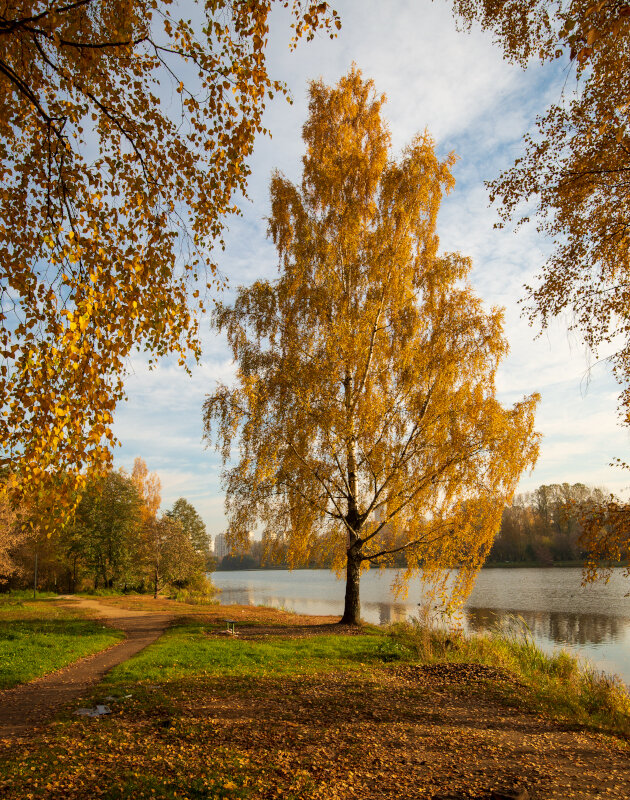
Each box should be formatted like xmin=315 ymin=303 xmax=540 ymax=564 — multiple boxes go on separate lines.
xmin=366 ymin=601 xmax=409 ymax=625
xmin=465 ymin=607 xmax=624 ymax=647
xmin=219 ymin=586 xmax=255 ymax=606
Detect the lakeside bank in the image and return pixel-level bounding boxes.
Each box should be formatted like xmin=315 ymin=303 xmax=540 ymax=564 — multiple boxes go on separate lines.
xmin=1 ymin=594 xmax=629 ymax=799
xmin=212 ymin=567 xmax=630 ymax=684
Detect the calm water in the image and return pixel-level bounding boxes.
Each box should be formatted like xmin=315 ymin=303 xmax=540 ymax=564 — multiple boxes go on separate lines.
xmin=212 ymin=567 xmax=630 ymax=684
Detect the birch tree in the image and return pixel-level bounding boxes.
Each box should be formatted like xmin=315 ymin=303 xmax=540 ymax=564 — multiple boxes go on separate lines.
xmin=204 ymin=68 xmax=540 ymax=625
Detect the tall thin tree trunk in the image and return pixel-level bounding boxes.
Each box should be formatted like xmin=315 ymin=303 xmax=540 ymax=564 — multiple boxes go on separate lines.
xmin=341 ymin=374 xmax=362 ymax=625
xmin=153 ymin=520 xmax=160 ymax=599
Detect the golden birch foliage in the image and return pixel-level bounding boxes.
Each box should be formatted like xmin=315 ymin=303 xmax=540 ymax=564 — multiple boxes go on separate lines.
xmin=451 ymin=1 xmax=630 ymax=422
xmin=130 ymin=456 xmax=161 ymax=522
xmin=0 ymin=0 xmax=340 ymax=529
xmin=204 ymin=68 xmax=540 ymax=620
xmin=130 ymin=456 xmax=166 ymax=594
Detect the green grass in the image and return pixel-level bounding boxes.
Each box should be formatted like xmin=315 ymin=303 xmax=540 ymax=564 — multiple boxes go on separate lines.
xmin=106 ymin=624 xmax=391 ymax=685
xmin=0 ymin=589 xmax=58 ymax=600
xmin=102 ymin=616 xmax=630 ymax=738
xmin=0 ymin=597 xmax=124 ymax=688
xmin=2 ymin=591 xmax=627 ymax=743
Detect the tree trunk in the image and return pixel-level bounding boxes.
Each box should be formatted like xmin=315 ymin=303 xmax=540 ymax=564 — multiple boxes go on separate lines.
xmin=341 ymin=376 xmax=362 ymax=625
xmin=340 ymin=550 xmax=361 ymax=625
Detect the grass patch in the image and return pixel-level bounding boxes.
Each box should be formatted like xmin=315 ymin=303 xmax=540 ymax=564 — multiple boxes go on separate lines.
xmin=77 ymin=587 xmax=128 ymax=597
xmin=0 ymin=590 xmax=58 ymax=600
xmin=106 ymin=624 xmax=389 ymax=685
xmin=105 ymin=613 xmax=630 ymax=739
xmin=0 ymin=598 xmax=124 ymax=688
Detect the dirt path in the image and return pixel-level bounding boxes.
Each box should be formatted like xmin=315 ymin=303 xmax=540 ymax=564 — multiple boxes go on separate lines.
xmin=0 ymin=596 xmax=173 ymax=738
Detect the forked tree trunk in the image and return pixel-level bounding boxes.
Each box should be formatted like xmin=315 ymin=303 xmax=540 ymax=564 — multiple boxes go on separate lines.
xmin=340 ymin=550 xmax=361 ymax=625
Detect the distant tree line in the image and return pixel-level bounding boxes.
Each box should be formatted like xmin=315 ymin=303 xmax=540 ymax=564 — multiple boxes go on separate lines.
xmin=487 ymin=483 xmax=609 ymax=565
xmin=215 ymin=482 xmax=616 ymax=570
xmin=216 ymin=539 xmax=325 ymax=571
xmin=0 ymin=458 xmax=213 ymax=595
xmin=4 ymin=473 xmax=613 ymax=588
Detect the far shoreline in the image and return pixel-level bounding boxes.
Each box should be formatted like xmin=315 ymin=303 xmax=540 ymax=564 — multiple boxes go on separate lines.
xmin=214 ymin=560 xmax=627 ymax=572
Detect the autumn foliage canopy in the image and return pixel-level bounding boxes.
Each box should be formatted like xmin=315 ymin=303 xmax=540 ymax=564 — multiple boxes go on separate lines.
xmin=451 ymin=0 xmax=630 ymax=576
xmin=204 ymin=69 xmax=540 ymax=624
xmin=0 ymin=0 xmax=339 ymax=528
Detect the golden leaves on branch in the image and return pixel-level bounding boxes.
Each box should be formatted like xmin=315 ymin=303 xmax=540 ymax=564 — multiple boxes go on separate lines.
xmin=579 ymin=494 xmax=630 ymax=583
xmin=0 ymin=473 xmax=23 ymax=581
xmin=566 ymin=1 xmax=630 ymax=64
xmin=454 ymin=4 xmax=630 ymax=583
xmin=0 ymin=1 xmax=340 ymax=530
xmin=451 ymin=0 xmax=630 ymax=66
xmin=451 ymin=0 xmax=630 ymax=438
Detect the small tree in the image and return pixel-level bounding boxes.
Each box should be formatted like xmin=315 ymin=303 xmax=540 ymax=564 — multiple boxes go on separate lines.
xmin=66 ymin=469 xmax=143 ymax=590
xmin=167 ymin=498 xmax=211 ymax=564
xmin=204 ymin=69 xmax=540 ymax=625
xmin=129 ymin=458 xmax=163 ymax=597
xmin=159 ymin=517 xmax=207 ymax=590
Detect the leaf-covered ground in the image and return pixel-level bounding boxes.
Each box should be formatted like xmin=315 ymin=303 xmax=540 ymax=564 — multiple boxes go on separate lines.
xmin=0 ymin=599 xmax=628 ymax=800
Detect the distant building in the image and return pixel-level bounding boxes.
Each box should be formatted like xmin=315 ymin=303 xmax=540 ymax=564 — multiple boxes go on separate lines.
xmin=214 ymin=532 xmax=253 ymax=561
xmin=214 ymin=533 xmax=230 ymax=560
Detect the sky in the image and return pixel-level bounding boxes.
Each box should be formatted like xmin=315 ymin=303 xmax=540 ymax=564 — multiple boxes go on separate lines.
xmin=110 ymin=0 xmax=630 ymax=538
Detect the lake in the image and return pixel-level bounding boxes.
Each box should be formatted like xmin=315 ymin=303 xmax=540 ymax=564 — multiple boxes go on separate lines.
xmin=212 ymin=567 xmax=630 ymax=684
